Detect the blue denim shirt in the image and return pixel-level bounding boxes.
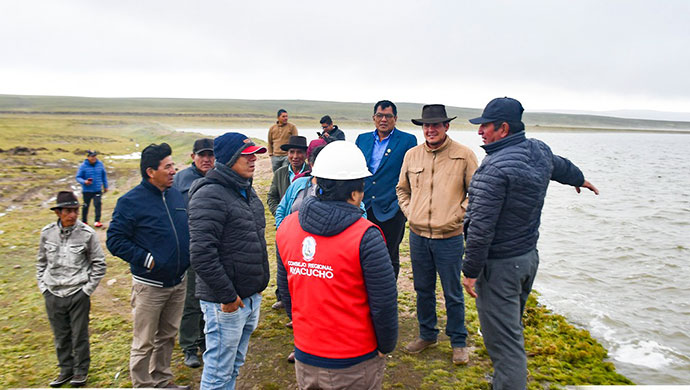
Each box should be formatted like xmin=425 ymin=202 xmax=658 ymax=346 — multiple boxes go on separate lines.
xmin=368 ymin=129 xmax=395 ymax=174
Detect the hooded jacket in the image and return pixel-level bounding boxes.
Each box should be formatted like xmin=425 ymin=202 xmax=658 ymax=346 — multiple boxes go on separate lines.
xmin=188 ymin=163 xmax=270 ymax=304
xmin=276 ymin=196 xmax=398 ymax=368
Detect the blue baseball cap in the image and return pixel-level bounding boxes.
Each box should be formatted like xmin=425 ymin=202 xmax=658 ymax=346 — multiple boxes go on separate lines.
xmin=469 ymin=97 xmax=524 ymax=124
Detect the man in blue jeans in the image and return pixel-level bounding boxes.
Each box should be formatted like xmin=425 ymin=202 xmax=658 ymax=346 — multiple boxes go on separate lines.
xmin=188 ymin=132 xmax=270 ymax=389
xmin=396 ymin=104 xmax=478 ymax=365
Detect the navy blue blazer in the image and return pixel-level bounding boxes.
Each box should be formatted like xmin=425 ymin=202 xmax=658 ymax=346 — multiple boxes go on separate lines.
xmin=356 ymin=128 xmax=417 ymax=221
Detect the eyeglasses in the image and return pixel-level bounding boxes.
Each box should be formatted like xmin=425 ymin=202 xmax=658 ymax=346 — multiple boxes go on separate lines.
xmin=374 ymin=113 xmax=395 ymax=120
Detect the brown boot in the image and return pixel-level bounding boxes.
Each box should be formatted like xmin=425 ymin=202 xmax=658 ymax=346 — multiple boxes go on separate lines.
xmin=405 ymin=338 xmax=438 ymax=353
xmin=452 ymin=347 xmax=469 ymax=365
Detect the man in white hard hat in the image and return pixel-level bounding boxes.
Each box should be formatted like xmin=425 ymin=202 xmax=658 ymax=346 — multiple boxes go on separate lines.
xmin=276 ymin=141 xmax=398 ymax=389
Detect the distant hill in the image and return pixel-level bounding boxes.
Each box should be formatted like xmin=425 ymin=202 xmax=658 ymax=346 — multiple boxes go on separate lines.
xmin=1 ymin=94 xmax=689 ymax=132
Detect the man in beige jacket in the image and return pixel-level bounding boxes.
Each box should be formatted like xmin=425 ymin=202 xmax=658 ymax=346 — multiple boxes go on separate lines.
xmin=267 ymin=109 xmax=299 ymax=172
xmin=396 ymin=104 xmax=478 ymax=365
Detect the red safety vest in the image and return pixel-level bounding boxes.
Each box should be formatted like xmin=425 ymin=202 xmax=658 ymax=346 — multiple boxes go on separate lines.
xmin=276 ymin=212 xmax=381 ymax=359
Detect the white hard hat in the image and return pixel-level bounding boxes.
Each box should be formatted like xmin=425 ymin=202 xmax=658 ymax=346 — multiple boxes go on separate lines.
xmin=311 ymin=141 xmax=372 ymax=180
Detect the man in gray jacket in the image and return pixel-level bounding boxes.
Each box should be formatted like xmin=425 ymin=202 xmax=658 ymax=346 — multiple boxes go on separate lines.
xmin=172 ymin=138 xmax=214 ymax=368
xmin=37 ymin=191 xmax=106 ymax=388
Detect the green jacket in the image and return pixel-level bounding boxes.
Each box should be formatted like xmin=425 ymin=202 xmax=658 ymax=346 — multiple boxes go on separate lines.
xmin=267 ymin=163 xmax=306 ymax=215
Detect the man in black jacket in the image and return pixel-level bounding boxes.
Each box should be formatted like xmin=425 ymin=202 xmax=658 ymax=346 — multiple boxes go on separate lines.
xmin=107 ymin=143 xmax=190 ymax=389
xmin=188 ymin=132 xmax=269 ymax=390
xmin=276 ymin=141 xmax=398 ymax=389
xmin=318 ymin=115 xmax=345 ymax=141
xmin=462 ymin=98 xmax=599 ymax=390
xmin=172 ymin=138 xmax=214 ymax=368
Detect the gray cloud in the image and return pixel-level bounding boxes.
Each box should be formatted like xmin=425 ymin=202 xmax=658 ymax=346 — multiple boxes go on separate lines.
xmin=1 ymin=0 xmax=688 ymax=112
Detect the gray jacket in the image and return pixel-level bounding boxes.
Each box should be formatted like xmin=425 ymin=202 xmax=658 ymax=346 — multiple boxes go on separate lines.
xmin=37 ymin=220 xmax=107 ymax=297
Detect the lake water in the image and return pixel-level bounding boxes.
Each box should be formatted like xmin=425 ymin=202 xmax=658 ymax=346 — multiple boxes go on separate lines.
xmin=177 ymin=127 xmax=690 ymax=385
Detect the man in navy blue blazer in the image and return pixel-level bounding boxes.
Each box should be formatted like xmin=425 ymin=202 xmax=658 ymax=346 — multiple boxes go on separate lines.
xmin=356 ymin=100 xmax=417 ymax=279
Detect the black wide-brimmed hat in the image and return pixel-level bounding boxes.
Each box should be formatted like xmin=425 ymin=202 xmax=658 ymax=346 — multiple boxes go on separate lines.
xmin=411 ymin=104 xmax=457 ymax=125
xmin=280 ymin=135 xmax=308 ymax=151
xmin=50 ymin=191 xmax=80 ymax=210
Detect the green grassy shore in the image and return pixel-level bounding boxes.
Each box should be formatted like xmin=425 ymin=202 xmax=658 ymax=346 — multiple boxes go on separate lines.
xmin=0 ymin=113 xmax=633 ymax=389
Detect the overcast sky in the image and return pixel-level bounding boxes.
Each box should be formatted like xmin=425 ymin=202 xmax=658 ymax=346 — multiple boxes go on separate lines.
xmin=1 ymin=0 xmax=689 ymax=116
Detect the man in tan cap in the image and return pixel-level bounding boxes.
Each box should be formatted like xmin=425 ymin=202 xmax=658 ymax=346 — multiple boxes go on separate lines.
xmin=397 ymin=104 xmax=478 ymax=365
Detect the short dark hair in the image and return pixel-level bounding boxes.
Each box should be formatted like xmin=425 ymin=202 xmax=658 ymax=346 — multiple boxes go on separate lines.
xmin=374 ymin=100 xmax=397 ymax=116
xmin=308 ymin=145 xmax=326 ymax=166
xmin=140 ymin=143 xmax=172 ymax=180
xmin=316 ymin=178 xmax=365 ymax=202
xmin=277 ymin=109 xmax=287 ymax=117
xmin=494 ymin=120 xmax=525 ymax=134
xmin=319 ymin=115 xmax=333 ymax=125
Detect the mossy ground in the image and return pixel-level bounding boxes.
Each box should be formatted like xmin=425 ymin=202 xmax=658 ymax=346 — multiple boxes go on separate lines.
xmin=0 ymin=114 xmax=632 ymax=389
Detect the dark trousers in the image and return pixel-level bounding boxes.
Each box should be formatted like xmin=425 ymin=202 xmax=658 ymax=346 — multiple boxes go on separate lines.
xmin=476 ymin=249 xmax=539 ymax=390
xmin=82 ymin=191 xmax=102 ymax=223
xmin=366 ymin=208 xmax=406 ymax=279
xmin=179 ymin=268 xmax=205 ymax=353
xmin=44 ymin=290 xmax=91 ymax=375
xmin=409 ymin=231 xmax=467 ymax=347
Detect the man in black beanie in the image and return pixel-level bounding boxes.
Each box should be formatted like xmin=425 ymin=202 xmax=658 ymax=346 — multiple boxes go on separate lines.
xmin=188 ymin=132 xmax=269 ymax=390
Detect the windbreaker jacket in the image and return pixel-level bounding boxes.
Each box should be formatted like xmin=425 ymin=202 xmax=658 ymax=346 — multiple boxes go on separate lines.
xmin=76 ymin=159 xmax=108 ymax=193
xmin=188 ymin=163 xmax=270 ymax=304
xmin=397 ymin=136 xmax=478 ymax=239
xmin=37 ymin=220 xmax=106 ymax=297
xmin=106 ymin=180 xmax=190 ymax=287
xmin=463 ymin=132 xmax=585 ymax=278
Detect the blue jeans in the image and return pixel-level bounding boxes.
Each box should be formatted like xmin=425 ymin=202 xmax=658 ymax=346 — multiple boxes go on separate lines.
xmin=199 ymin=294 xmax=262 ymax=390
xmin=409 ymin=232 xmax=467 ymax=347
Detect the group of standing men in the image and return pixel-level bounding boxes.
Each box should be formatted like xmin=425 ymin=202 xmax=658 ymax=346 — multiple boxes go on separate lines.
xmin=37 ymin=96 xmax=598 ymax=390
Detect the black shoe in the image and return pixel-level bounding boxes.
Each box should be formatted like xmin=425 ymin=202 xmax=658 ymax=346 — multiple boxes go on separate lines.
xmin=70 ymin=374 xmax=88 ymax=387
xmin=49 ymin=373 xmax=73 ymax=388
xmin=184 ymin=350 xmax=201 ymax=368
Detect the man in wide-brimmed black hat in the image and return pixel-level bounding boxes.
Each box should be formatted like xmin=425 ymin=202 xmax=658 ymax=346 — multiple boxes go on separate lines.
xmin=38 ymin=191 xmax=106 ymax=387
xmin=397 ymin=104 xmax=478 ymax=365
xmin=267 ymin=135 xmax=309 ymax=312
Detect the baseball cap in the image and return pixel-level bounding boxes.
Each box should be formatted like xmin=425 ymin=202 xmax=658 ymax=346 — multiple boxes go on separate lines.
xmin=469 ymin=97 xmax=524 ymax=124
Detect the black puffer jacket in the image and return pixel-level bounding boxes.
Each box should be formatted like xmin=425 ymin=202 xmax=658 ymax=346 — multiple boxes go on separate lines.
xmin=276 ymin=196 xmax=398 ymax=354
xmin=463 ymin=132 xmax=584 ymax=278
xmin=188 ymin=163 xmax=269 ymax=303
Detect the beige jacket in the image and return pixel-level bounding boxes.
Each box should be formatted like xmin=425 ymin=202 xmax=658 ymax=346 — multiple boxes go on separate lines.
xmin=397 ymin=136 xmax=478 ymax=239
xmin=267 ymin=122 xmax=298 ymax=156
